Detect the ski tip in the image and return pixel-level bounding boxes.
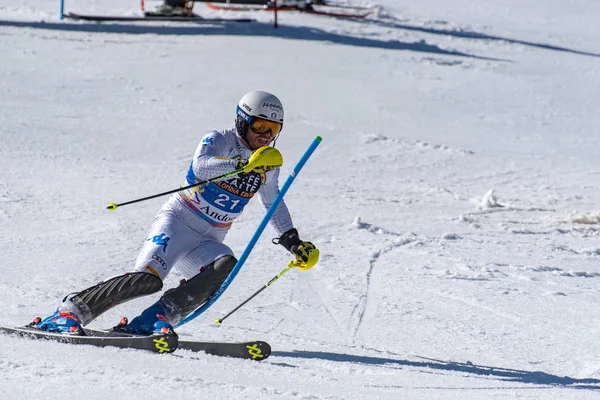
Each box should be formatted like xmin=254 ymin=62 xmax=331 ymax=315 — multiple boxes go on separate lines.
xmin=214 ymin=318 xmax=222 ymax=325
xmin=247 ymin=341 xmax=271 ymax=361
xmin=106 ymin=202 xmax=118 ymax=211
xmin=316 ymin=136 xmax=323 ymax=142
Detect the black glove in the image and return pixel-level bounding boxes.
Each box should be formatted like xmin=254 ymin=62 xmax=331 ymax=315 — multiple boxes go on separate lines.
xmin=274 ymin=229 xmax=319 ymax=269
xmin=274 ymin=228 xmax=302 ymax=252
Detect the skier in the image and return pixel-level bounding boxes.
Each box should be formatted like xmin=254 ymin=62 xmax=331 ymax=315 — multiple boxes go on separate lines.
xmin=149 ymin=0 xmax=194 ymax=16
xmin=33 ymin=90 xmax=319 ymax=335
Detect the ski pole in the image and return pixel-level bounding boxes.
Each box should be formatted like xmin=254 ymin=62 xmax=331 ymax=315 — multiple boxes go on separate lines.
xmin=106 ymin=169 xmax=243 ymax=211
xmin=176 ymin=136 xmax=323 ymax=327
xmin=215 ymin=260 xmax=298 ymax=325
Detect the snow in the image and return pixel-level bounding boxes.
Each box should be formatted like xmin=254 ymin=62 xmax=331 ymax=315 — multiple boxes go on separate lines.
xmin=2 ymin=1 xmax=600 ymax=398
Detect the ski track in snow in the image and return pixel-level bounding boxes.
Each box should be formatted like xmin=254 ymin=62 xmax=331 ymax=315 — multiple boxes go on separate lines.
xmin=348 ymin=218 xmax=419 ymax=343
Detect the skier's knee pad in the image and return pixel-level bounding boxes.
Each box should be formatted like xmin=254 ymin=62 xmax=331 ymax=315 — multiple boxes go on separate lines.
xmin=62 ymin=272 xmax=163 ymax=325
xmin=159 ymin=255 xmax=237 ymax=324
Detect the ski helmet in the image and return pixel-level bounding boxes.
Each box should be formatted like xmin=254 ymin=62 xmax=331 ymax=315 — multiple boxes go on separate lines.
xmin=235 ymin=91 xmax=284 ymax=143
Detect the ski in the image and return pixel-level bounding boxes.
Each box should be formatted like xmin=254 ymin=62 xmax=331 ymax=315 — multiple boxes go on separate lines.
xmin=2 ymin=324 xmax=270 ymax=360
xmin=204 ymin=2 xmax=373 ymax=19
xmin=0 ymin=325 xmax=178 ymax=354
xmin=85 ymin=328 xmax=271 ymax=361
xmin=63 ymin=12 xmax=253 ymax=23
xmin=178 ymin=339 xmax=271 ymax=361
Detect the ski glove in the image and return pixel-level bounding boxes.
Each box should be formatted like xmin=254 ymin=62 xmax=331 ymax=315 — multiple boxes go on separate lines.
xmin=237 ymin=146 xmax=283 ymax=173
xmin=274 ymin=228 xmax=320 ymax=271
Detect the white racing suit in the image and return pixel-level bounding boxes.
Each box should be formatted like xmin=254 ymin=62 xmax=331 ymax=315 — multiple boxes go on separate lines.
xmin=48 ymin=128 xmax=295 ymax=329
xmin=133 ymin=128 xmax=294 ymax=281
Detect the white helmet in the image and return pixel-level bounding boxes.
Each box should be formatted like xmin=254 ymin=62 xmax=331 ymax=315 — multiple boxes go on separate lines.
xmin=235 ymin=90 xmax=284 ymax=141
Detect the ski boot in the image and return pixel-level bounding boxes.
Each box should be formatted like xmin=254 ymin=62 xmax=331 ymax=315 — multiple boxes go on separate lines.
xmin=113 ymin=302 xmax=176 ymax=336
xmin=31 ymin=310 xmax=84 ymax=335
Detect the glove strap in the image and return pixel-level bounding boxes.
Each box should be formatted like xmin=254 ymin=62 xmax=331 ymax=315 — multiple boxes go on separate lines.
xmin=273 ymin=228 xmax=301 ymax=252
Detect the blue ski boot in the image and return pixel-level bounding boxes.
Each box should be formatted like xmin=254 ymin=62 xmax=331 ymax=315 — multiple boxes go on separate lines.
xmin=113 ymin=301 xmax=175 ymax=335
xmin=33 ymin=310 xmax=84 ymax=335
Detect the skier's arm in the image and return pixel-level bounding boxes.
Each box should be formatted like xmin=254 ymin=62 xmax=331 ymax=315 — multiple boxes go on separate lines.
xmin=260 ymin=172 xmax=319 ymax=270
xmin=257 ymin=169 xmax=294 ymax=236
xmin=192 ymin=133 xmax=282 ymax=180
xmin=192 ymin=133 xmax=242 ymax=181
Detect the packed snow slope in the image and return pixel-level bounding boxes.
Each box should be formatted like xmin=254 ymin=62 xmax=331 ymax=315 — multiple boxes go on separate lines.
xmin=1 ymin=1 xmax=600 ymax=399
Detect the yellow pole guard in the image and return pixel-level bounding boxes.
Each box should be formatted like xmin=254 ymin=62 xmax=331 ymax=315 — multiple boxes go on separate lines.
xmin=293 ymin=248 xmax=320 ymax=271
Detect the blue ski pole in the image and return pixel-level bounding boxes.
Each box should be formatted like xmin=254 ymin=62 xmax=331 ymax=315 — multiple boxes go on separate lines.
xmin=176 ymin=136 xmax=322 ymax=327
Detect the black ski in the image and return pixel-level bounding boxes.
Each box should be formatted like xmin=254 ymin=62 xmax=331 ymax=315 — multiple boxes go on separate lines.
xmin=63 ymin=12 xmax=253 ymax=23
xmin=0 ymin=325 xmax=178 ymax=353
xmin=2 ymin=325 xmax=270 ymax=360
xmin=85 ymin=328 xmax=271 ymax=361
xmin=178 ymin=339 xmax=271 ymax=361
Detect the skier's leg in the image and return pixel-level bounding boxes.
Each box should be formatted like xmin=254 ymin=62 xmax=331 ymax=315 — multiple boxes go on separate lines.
xmin=35 ymin=211 xmax=197 ymax=332
xmin=123 ymin=240 xmax=237 ymax=333
xmin=33 ymin=272 xmax=164 ymax=334
xmin=162 ymin=241 xmax=236 ymax=323
xmin=131 ymin=212 xmax=198 ymax=281
xmin=175 ymin=239 xmax=234 ymax=280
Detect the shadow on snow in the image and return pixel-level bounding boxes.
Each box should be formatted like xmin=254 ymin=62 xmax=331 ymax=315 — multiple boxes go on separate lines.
xmin=357 ymin=16 xmax=600 ymax=58
xmin=272 ymin=350 xmax=600 ymax=390
xmin=0 ymin=19 xmax=504 ymax=62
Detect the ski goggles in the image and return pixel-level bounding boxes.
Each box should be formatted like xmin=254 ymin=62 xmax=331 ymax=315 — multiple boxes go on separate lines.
xmin=250 ymin=118 xmax=282 ymax=135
